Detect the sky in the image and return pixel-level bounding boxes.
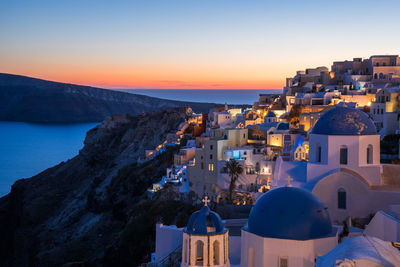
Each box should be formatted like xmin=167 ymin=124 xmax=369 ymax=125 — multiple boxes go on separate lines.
xmin=1 ymin=0 xmax=400 ymax=89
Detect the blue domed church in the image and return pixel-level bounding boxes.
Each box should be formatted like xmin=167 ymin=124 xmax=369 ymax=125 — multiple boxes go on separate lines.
xmin=273 ymin=106 xmax=400 ymax=223
xmin=305 ymin=107 xmax=400 ymax=222
xmin=181 ymin=196 xmax=230 ymax=267
xmin=240 ymin=187 xmax=338 ymax=267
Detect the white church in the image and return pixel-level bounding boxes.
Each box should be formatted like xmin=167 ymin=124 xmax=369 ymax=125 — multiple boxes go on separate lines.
xmin=273 ymin=106 xmax=400 ymax=223
xmin=151 ymin=107 xmax=400 ymax=267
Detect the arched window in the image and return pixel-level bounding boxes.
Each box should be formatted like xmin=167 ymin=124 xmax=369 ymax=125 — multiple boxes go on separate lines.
xmin=379 ymin=73 xmax=384 ymax=79
xmin=374 ymin=73 xmax=378 ymax=79
xmin=338 ymin=188 xmax=347 ymax=209
xmin=196 ymin=240 xmax=204 ymax=265
xmin=367 ymin=145 xmax=373 ymax=164
xmin=340 ymin=146 xmax=348 ymax=165
xmin=213 ymin=240 xmax=220 ymax=265
xmin=316 ymin=143 xmax=322 ymax=163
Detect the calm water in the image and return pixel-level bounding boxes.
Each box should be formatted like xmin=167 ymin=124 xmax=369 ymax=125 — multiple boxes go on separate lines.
xmin=117 ymin=89 xmax=282 ymax=105
xmin=0 ymin=122 xmax=98 ymax=196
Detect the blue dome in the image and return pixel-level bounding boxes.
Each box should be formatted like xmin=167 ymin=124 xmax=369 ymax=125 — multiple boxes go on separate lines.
xmin=277 ymin=122 xmax=289 ymax=130
xmin=312 ymin=107 xmax=377 ymax=135
xmin=246 ymin=187 xmax=332 ymax=240
xmin=266 ymin=111 xmax=276 ymax=117
xmin=185 ymin=206 xmax=225 ymax=235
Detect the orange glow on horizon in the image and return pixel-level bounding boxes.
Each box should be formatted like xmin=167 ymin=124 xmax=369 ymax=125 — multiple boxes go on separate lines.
xmin=1 ymin=65 xmax=285 ymax=89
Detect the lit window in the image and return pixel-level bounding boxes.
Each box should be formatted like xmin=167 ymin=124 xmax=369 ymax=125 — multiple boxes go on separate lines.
xmin=208 ymin=164 xmax=214 ymax=171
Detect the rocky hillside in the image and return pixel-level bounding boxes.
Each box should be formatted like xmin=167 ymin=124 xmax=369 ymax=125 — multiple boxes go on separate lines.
xmin=0 ymin=108 xmax=199 ymax=266
xmin=0 ymin=73 xmax=217 ymax=123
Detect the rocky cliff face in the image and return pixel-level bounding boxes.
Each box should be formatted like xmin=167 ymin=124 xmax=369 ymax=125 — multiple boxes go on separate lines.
xmin=0 ymin=73 xmax=217 ymax=123
xmin=0 ymin=108 xmax=198 ymax=266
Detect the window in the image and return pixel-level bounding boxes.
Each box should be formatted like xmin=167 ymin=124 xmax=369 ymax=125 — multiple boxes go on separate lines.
xmin=210 ymin=145 xmax=213 ymax=150
xmin=381 ymin=108 xmax=384 ymax=114
xmin=243 ymin=133 xmax=246 ymax=138
xmin=316 ymin=144 xmax=322 ymax=163
xmin=196 ymin=240 xmax=204 ymax=265
xmin=373 ymin=109 xmax=376 ymax=114
xmin=213 ymin=240 xmax=220 ymax=265
xmin=338 ymin=188 xmax=346 ymax=209
xmin=279 ymin=256 xmax=289 ymax=267
xmin=201 ymin=162 xmax=204 ymax=169
xmin=210 ymin=154 xmax=213 ymax=160
xmin=386 ymin=96 xmax=389 ymax=102
xmin=340 ymin=146 xmax=348 ymax=165
xmin=208 ymin=164 xmax=214 ymax=172
xmin=367 ymin=145 xmax=373 ymax=164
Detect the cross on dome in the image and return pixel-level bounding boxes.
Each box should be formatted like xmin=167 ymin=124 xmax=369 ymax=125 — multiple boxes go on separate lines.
xmin=202 ymin=195 xmax=210 ymax=206
xmin=286 ymin=176 xmax=293 ymax=187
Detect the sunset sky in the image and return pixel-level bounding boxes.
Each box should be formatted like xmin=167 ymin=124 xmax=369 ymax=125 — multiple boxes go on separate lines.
xmin=1 ymin=0 xmax=399 ymax=89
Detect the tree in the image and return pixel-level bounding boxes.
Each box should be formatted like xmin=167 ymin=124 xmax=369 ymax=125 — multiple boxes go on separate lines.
xmin=225 ymin=159 xmax=244 ymax=203
xmin=287 ymin=104 xmax=303 ymax=126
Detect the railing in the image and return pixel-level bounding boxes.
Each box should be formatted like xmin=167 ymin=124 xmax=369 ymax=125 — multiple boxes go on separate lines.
xmin=142 ymin=245 xmax=182 ymax=267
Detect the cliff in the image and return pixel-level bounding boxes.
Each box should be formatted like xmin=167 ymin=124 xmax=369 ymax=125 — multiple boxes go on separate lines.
xmin=0 ymin=108 xmax=199 ymax=266
xmin=0 ymin=73 xmax=217 ymax=123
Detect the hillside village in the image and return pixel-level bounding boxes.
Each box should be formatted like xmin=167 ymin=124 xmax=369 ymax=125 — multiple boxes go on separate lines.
xmin=145 ymin=55 xmax=400 ymax=267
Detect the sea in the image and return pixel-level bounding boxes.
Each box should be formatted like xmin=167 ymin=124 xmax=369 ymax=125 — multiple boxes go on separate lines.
xmin=0 ymin=89 xmax=281 ymax=196
xmin=118 ymin=89 xmax=282 ymax=105
xmin=0 ymin=122 xmax=98 ymax=196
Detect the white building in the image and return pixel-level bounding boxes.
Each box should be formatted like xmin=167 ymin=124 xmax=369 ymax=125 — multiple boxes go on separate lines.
xmin=364 ymin=210 xmax=400 ymax=242
xmin=212 ymin=112 xmax=234 ymax=128
xmin=370 ymin=87 xmax=400 ymax=136
xmin=316 ymin=235 xmax=400 ymax=267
